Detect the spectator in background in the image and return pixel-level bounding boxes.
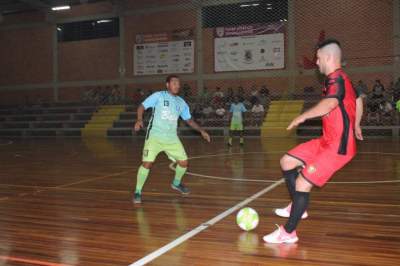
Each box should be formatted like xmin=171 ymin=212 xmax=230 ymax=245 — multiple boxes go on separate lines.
xmin=380 ymin=99 xmax=394 ymax=125
xmin=259 ymin=85 xmax=270 ymax=107
xmin=355 ymin=80 xmax=368 ymax=99
xmin=192 ymin=104 xmax=203 ymax=121
xmin=226 ymin=87 xmax=235 ymax=104
xmin=237 ymin=86 xmax=245 ymax=102
xmin=394 ymin=77 xmax=400 ymax=102
xmin=202 ymin=105 xmax=214 ymax=119
xmin=243 ymin=97 xmax=252 ymax=109
xmin=381 ymin=100 xmax=393 ymax=114
xmin=212 ymin=87 xmax=224 ymax=106
xmin=371 ymin=79 xmax=385 ymax=100
xmin=215 ymin=104 xmax=226 ymax=118
xmin=200 ymin=87 xmax=210 ymax=104
xmin=93 ymin=86 xmax=101 ymax=104
xmin=250 ymin=85 xmax=259 ymax=105
xmin=260 ymin=85 xmax=269 ymax=96
xmin=251 ymin=100 xmax=265 ymax=114
xmin=214 ymin=87 xmax=224 ymax=99
xmin=367 ymin=96 xmax=381 ymax=125
xmin=111 ymin=85 xmax=121 ymax=104
xmin=82 ymin=88 xmax=91 ymax=103
xmin=386 ymin=81 xmax=395 ymax=102
xmin=251 ymin=99 xmax=265 ymax=126
xmin=101 ymin=86 xmax=111 ymax=104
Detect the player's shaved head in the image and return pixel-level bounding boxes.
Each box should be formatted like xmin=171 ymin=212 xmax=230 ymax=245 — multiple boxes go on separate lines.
xmin=315 ymin=38 xmax=343 ymax=75
xmin=318 ymin=43 xmax=342 ymax=61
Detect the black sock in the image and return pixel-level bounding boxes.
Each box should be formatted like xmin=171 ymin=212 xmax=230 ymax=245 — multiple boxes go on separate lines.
xmin=282 ymin=168 xmax=299 ymax=200
xmin=284 ymin=191 xmax=310 ymax=233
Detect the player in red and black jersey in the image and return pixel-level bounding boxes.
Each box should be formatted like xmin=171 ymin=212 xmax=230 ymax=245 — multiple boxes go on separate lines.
xmin=264 ymin=39 xmax=364 ymax=244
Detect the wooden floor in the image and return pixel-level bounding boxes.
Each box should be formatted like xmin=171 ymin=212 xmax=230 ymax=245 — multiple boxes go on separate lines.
xmin=0 ymin=137 xmax=399 ymax=266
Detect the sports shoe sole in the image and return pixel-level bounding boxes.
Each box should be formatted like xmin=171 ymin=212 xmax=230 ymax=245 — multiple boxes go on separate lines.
xmin=133 ymin=196 xmax=142 ymax=204
xmin=171 ymin=184 xmax=190 ymax=195
xmin=263 ymin=236 xmax=299 ymax=244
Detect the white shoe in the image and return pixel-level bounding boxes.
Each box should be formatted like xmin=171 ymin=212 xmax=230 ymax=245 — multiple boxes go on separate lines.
xmin=275 ymin=203 xmax=308 ymax=219
xmin=263 ymin=225 xmax=299 ymax=244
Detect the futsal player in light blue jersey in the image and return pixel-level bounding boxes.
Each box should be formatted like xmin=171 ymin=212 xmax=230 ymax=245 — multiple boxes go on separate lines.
xmin=133 ymin=75 xmax=211 ymax=204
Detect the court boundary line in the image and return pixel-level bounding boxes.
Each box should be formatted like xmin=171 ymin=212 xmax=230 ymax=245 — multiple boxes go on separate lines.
xmin=173 ymin=151 xmax=400 ymax=184
xmin=0 ymin=169 xmax=134 ymax=203
xmin=0 ymin=255 xmax=69 ymax=266
xmin=129 ymin=178 xmax=284 ymax=266
xmin=182 ymin=166 xmax=400 ymax=184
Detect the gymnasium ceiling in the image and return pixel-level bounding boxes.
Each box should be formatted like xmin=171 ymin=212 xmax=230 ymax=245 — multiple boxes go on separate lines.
xmin=0 ymin=0 xmax=110 ymax=15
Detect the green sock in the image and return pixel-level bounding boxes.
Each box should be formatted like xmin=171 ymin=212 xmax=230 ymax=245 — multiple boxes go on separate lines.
xmin=228 ymin=137 xmax=232 ymax=145
xmin=240 ymin=137 xmax=244 ymax=144
xmin=135 ymin=166 xmax=150 ymax=194
xmin=173 ymin=165 xmax=187 ymax=186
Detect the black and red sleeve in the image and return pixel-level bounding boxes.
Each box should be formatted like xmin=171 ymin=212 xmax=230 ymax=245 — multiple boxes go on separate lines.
xmin=323 ymin=75 xmax=345 ymax=101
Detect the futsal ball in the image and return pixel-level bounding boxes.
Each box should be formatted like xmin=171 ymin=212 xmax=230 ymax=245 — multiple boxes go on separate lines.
xmin=236 ymin=207 xmax=259 ymax=231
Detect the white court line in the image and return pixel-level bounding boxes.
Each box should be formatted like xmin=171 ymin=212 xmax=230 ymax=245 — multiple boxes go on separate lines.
xmin=169 ymin=162 xmax=279 ymax=183
xmin=182 ymin=166 xmax=400 ymax=184
xmin=129 ymin=179 xmax=284 ymax=266
xmin=131 ymin=149 xmax=400 ymax=265
xmin=175 ymin=151 xmax=400 ymax=185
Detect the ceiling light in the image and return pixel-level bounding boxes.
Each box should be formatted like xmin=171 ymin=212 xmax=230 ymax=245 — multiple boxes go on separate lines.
xmin=51 ymin=6 xmax=71 ymax=11
xmin=97 ymin=19 xmax=112 ymax=23
xmin=240 ymin=2 xmax=259 ymax=7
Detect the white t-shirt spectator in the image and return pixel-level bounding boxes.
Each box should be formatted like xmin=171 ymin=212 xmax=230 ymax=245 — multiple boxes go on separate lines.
xmin=213 ymin=90 xmax=224 ymax=98
xmin=215 ymin=107 xmax=226 ymax=117
xmin=203 ymin=106 xmax=214 ymax=116
xmin=251 ymin=104 xmax=264 ymax=113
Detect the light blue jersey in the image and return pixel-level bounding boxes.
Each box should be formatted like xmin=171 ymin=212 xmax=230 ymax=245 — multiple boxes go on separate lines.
xmin=142 ymin=91 xmax=191 ymax=143
xmin=230 ymin=102 xmax=247 ymax=123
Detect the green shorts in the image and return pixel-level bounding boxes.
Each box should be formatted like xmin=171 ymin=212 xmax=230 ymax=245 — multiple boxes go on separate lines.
xmin=230 ymin=121 xmax=244 ymax=131
xmin=142 ymin=137 xmax=188 ymax=162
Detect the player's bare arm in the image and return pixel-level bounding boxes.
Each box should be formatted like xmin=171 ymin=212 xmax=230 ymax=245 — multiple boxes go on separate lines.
xmin=134 ymin=104 xmax=145 ymax=131
xmin=287 ymin=98 xmax=339 ymax=130
xmin=186 ymin=119 xmax=211 ymax=142
xmin=355 ymin=97 xmax=364 ymax=140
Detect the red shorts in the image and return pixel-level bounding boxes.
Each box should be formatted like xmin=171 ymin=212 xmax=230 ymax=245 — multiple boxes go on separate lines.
xmin=287 ymin=138 xmax=355 ymax=187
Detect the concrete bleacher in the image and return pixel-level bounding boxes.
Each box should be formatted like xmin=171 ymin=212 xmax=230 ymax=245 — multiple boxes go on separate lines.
xmin=0 ymin=104 xmax=96 ymax=137
xmin=0 ymin=101 xmax=398 ymax=138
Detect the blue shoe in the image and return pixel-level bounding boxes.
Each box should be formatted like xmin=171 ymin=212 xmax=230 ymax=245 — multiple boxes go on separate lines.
xmin=133 ymin=192 xmax=142 ymax=204
xmin=171 ymin=183 xmax=190 ymax=195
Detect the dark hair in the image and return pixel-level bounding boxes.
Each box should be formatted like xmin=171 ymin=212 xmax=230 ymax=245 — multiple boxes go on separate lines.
xmin=166 ymin=74 xmax=179 ymax=83
xmin=316 ymin=38 xmax=341 ymax=50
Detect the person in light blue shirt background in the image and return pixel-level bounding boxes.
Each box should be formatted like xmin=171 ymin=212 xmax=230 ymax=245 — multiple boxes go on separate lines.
xmin=228 ymin=96 xmax=247 ymax=146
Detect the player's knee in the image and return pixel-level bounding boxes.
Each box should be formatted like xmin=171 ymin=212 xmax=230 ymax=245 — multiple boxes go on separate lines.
xmin=177 ymin=160 xmax=188 ymax=168
xmin=142 ymin=162 xmax=153 ymax=169
xmin=295 ymin=176 xmax=313 ymax=192
xmin=280 ymin=155 xmax=293 ymax=170
xmin=280 ymin=155 xmax=302 ymax=170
